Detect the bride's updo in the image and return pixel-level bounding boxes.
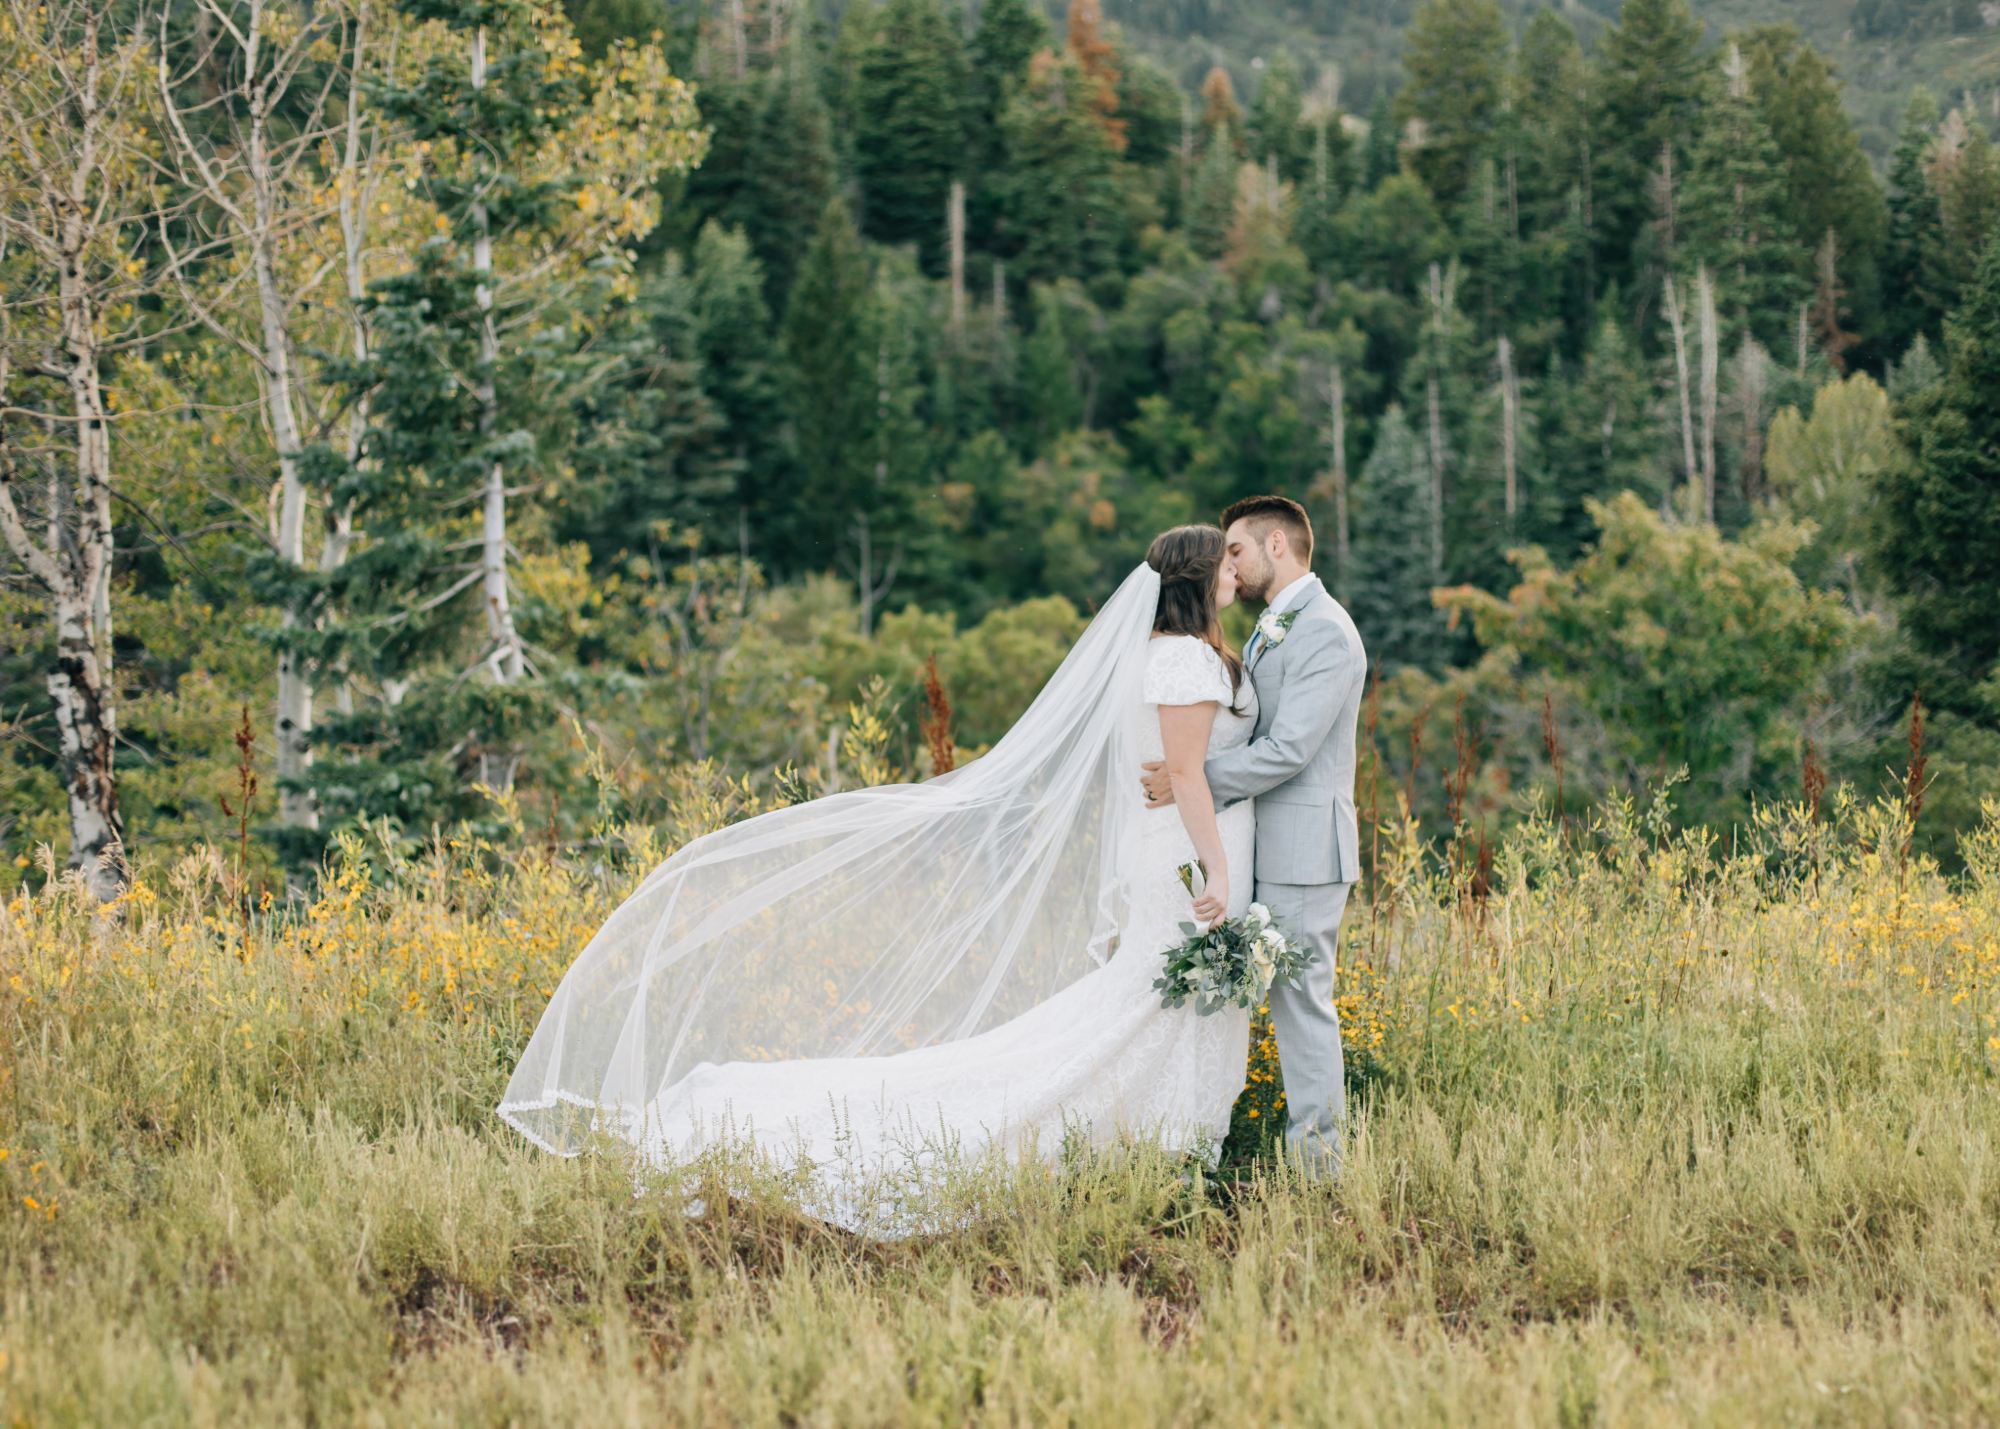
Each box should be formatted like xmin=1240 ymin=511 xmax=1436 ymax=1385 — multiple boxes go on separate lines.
xmin=1146 ymin=525 xmax=1245 ymax=708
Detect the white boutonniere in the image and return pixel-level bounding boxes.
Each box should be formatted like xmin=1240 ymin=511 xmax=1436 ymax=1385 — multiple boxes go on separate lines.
xmin=1254 ymin=608 xmax=1300 ymax=648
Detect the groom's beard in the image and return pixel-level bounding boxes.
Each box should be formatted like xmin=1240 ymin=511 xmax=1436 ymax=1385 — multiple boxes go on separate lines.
xmin=1239 ymin=550 xmax=1277 ymax=602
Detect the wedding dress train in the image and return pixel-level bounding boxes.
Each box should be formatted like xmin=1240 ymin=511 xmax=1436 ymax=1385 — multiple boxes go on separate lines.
xmin=499 ymin=565 xmax=1256 ymax=1223
xmin=642 ymin=635 xmax=1255 ymax=1175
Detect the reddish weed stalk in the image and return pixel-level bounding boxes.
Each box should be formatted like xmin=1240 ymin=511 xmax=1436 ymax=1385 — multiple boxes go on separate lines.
xmin=217 ymin=704 xmax=258 ymax=949
xmin=1540 ymin=689 xmax=1566 ymax=839
xmin=921 ymin=654 xmax=956 ymax=777
xmin=1900 ymin=693 xmax=1927 ymax=888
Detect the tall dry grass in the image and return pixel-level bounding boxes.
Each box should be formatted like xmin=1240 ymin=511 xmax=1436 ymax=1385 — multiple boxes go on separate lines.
xmin=2 ymin=786 xmax=1999 ymax=1426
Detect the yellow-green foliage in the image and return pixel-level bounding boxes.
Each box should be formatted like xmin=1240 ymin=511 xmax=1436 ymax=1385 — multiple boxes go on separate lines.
xmin=4 ymin=793 xmax=2000 ymax=1424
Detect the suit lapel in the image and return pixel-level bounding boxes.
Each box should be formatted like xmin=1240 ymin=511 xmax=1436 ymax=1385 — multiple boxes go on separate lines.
xmin=1247 ymin=580 xmax=1323 ymax=674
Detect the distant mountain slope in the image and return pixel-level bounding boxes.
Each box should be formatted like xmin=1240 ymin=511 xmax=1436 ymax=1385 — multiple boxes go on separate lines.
xmin=1083 ymin=0 xmax=2000 ymax=161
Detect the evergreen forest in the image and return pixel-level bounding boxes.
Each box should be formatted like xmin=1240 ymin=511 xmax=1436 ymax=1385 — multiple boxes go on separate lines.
xmin=4 ymin=0 xmax=2000 ymax=896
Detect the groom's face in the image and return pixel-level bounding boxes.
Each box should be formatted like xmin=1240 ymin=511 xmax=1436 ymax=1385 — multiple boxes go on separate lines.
xmin=1224 ymin=520 xmax=1277 ymax=602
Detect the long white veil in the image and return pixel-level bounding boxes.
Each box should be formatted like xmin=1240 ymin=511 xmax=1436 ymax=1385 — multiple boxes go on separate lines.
xmin=499 ymin=562 xmax=1163 ymax=1156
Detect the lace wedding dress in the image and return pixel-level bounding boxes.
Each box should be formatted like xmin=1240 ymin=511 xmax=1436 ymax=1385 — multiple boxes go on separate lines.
xmin=499 ymin=564 xmax=1254 ymax=1227
xmin=641 ymin=635 xmax=1256 ymax=1177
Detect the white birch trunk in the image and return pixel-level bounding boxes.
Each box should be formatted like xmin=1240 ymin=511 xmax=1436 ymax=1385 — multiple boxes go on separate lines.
xmin=1664 ymin=273 xmax=1696 ymax=503
xmin=1426 ymin=263 xmax=1447 ymax=583
xmin=157 ymin=0 xmax=330 ymax=829
xmin=246 ymin=0 xmax=315 ymax=829
xmin=1329 ymin=361 xmax=1348 ymax=601
xmin=324 ymin=10 xmax=384 ymax=721
xmin=62 ymin=21 xmax=124 ymax=897
xmin=1498 ymin=334 xmax=1517 ymax=521
xmin=1695 ymin=264 xmax=1718 ymax=524
xmin=0 ymin=12 xmax=127 ymax=896
xmin=948 ymin=179 xmax=965 ymax=346
xmin=471 ymin=26 xmax=524 ymax=684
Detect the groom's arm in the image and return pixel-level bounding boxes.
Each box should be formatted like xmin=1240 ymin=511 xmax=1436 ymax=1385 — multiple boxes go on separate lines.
xmin=1204 ymin=619 xmax=1350 ymax=805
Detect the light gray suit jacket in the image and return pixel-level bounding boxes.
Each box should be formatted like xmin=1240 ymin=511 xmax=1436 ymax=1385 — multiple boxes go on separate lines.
xmin=1205 ymin=577 xmax=1368 ymax=887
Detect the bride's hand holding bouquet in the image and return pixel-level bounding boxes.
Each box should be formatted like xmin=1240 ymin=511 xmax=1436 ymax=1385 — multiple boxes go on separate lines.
xmin=1157 ymin=860 xmax=1314 ymax=1016
xmin=1187 ymin=856 xmax=1228 ymax=924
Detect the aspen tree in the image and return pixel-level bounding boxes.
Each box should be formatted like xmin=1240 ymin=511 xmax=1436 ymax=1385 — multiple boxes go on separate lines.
xmin=1497 ymin=335 xmax=1518 ymax=521
xmin=157 ymin=0 xmax=345 ymax=831
xmin=0 ymin=0 xmax=194 ymax=896
xmin=1663 ymin=271 xmax=1696 ymax=504
xmin=1696 ymin=263 xmax=1718 ymax=522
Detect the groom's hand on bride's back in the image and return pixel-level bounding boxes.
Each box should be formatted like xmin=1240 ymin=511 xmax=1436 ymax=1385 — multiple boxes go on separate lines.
xmin=1140 ymin=761 xmax=1176 ymax=808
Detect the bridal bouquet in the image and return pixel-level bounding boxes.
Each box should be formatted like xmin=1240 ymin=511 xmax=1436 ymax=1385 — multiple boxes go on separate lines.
xmin=1154 ymin=861 xmax=1314 ymax=1016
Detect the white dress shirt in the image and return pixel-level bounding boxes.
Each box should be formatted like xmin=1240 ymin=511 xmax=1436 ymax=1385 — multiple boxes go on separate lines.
xmin=1265 ymin=571 xmax=1317 ymax=616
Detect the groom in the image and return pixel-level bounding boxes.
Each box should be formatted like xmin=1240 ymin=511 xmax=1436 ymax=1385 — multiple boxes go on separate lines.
xmin=1141 ymin=495 xmax=1367 ymax=1173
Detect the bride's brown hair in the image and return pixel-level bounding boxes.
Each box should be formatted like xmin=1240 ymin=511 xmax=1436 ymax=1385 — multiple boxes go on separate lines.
xmin=1146 ymin=524 xmax=1245 ymax=710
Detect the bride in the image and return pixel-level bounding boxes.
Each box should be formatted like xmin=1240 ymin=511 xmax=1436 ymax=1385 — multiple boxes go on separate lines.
xmin=499 ymin=525 xmax=1260 ymax=1206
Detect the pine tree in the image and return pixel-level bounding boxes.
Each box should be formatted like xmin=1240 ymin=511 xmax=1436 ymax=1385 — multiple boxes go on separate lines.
xmin=1223 ymin=159 xmax=1309 ymax=308
xmin=1402 ymin=261 xmax=1477 ymax=584
xmin=1361 ymin=93 xmax=1399 ymax=190
xmin=967 ymin=0 xmax=1049 ymax=251
xmin=1883 ymin=88 xmax=1947 ymax=354
xmin=1394 ymin=0 xmax=1508 ymax=215
xmin=781 ymin=197 xmax=876 ymax=575
xmin=688 ymin=223 xmax=785 ymax=537
xmin=1020 ymin=279 xmax=1102 ymax=443
xmin=741 ymin=30 xmax=838 ymax=308
xmin=1742 ymin=26 xmax=1887 ymax=345
xmin=852 ymin=0 xmax=969 ymax=264
xmin=1680 ymin=51 xmax=1806 ymax=350
xmin=671 ymin=73 xmax=758 ymax=247
xmin=1294 ymin=101 xmax=1355 ymax=275
xmin=997 ymin=51 xmax=1129 ymax=291
xmin=1245 ymin=50 xmax=1309 ymax=184
xmin=1187 ymin=122 xmax=1240 ymax=260
xmin=1350 ymin=405 xmax=1451 ymax=671
xmin=1536 ymin=310 xmax=1663 ymax=563
xmin=1934 ymin=111 xmax=2000 ymax=310
xmin=562 ymin=241 xmax=736 ymax=561
xmin=1118 ymin=55 xmax=1185 ymax=169
xmin=1513 ymin=7 xmax=1587 ymax=240
xmin=1491 ymin=10 xmax=1594 ymax=358
xmin=1590 ymin=0 xmax=1706 ymax=302
xmin=1065 ymin=0 xmax=1126 ymax=153
xmin=1875 ymin=232 xmax=2000 ymax=715
xmin=308 ymin=1 xmax=701 ymax=846
xmin=972 ymin=0 xmax=1045 ymax=92
xmin=1199 ymin=66 xmax=1242 ymax=147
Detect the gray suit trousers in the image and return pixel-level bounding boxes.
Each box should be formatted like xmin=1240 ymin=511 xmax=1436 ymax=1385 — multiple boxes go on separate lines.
xmin=1257 ymin=878 xmax=1352 ymax=1174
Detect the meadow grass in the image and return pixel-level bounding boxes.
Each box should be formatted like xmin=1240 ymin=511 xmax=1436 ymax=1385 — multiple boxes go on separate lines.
xmin=3 ymin=791 xmax=2000 ymax=1427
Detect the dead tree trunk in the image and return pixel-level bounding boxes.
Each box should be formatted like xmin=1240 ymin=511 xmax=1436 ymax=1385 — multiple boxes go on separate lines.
xmin=471 ymin=26 xmax=524 ymax=684
xmin=159 ymin=0 xmax=336 ymax=832
xmin=1663 ymin=272 xmax=1696 ymax=507
xmin=1425 ymin=263 xmax=1450 ymax=583
xmin=1695 ymin=265 xmax=1718 ymax=523
xmin=0 ymin=1 xmax=155 ymax=897
xmin=1330 ymin=362 xmax=1348 ymax=601
xmin=948 ymin=179 xmax=965 ymax=346
xmin=1497 ymin=335 xmax=1518 ymax=522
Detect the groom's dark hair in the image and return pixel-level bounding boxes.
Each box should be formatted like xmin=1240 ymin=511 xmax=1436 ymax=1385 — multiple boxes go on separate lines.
xmin=1220 ymin=495 xmax=1313 ymax=561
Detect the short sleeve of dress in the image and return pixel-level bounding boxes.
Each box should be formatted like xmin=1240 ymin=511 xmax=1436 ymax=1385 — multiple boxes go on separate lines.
xmin=1143 ymin=636 xmax=1234 ymax=706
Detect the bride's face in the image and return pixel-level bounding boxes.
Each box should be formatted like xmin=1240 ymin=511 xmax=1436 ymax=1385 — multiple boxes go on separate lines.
xmin=1214 ymin=554 xmax=1238 ymax=611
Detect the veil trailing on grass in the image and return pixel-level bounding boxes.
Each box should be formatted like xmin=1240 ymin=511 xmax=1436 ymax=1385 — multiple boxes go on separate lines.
xmin=499 ymin=563 xmax=1163 ymax=1157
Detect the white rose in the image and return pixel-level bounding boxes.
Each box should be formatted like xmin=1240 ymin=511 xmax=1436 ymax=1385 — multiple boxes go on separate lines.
xmin=1256 ymin=609 xmax=1287 ymax=643
xmin=1247 ymin=902 xmax=1272 ymax=930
